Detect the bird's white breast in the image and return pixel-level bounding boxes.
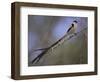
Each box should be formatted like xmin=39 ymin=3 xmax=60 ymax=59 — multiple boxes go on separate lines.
xmin=73 ymin=22 xmax=77 ymax=33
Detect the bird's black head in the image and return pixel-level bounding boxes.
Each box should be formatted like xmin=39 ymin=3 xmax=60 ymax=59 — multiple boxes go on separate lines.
xmin=73 ymin=20 xmax=78 ymax=23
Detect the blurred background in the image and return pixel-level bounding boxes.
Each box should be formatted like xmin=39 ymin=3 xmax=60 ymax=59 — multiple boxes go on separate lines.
xmin=28 ymin=15 xmax=88 ymax=66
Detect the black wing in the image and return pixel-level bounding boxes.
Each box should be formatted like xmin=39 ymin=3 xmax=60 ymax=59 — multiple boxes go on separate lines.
xmin=67 ymin=24 xmax=74 ymax=33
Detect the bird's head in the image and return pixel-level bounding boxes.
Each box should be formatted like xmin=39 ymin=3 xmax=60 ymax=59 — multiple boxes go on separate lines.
xmin=73 ymin=20 xmax=78 ymax=23
xmin=72 ymin=20 xmax=78 ymax=29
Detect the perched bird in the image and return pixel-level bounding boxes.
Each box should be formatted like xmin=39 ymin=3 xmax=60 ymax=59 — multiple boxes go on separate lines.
xmin=57 ymin=20 xmax=78 ymax=45
xmin=67 ymin=20 xmax=78 ymax=35
xmin=31 ymin=20 xmax=78 ymax=63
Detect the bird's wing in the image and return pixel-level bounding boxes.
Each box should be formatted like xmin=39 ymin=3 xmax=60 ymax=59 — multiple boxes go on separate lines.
xmin=67 ymin=27 xmax=72 ymax=33
xmin=67 ymin=24 xmax=74 ymax=33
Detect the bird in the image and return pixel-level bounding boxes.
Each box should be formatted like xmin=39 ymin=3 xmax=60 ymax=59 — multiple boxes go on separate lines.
xmin=67 ymin=20 xmax=78 ymax=36
xmin=57 ymin=20 xmax=78 ymax=45
xmin=31 ymin=20 xmax=78 ymax=64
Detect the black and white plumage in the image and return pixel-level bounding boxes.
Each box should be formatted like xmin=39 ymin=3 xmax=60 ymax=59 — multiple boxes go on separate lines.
xmin=67 ymin=20 xmax=78 ymax=35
